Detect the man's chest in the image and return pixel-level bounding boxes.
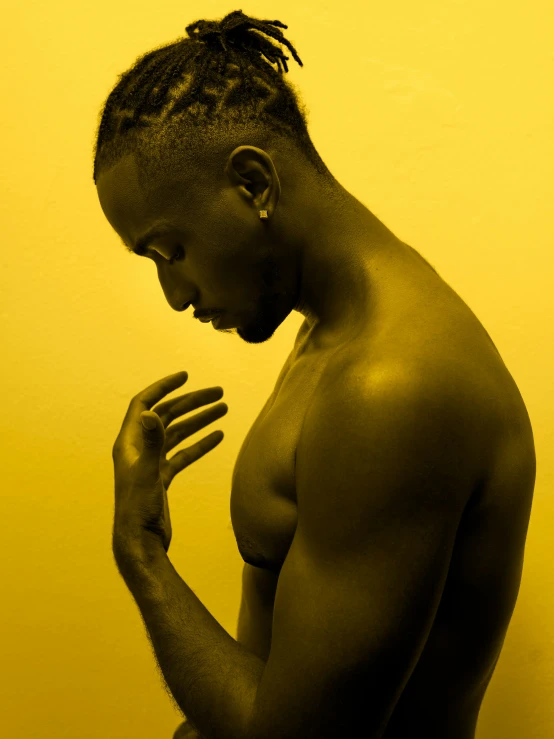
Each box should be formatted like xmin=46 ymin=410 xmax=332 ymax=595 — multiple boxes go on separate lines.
xmin=228 ymin=290 xmax=512 ymax=575
xmin=230 ymin=348 xmax=333 ymax=573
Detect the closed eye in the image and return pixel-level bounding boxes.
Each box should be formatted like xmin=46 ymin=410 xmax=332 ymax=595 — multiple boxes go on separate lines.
xmin=169 ymin=246 xmax=185 ymax=266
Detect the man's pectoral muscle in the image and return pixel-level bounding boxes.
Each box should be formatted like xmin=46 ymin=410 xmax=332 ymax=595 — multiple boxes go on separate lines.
xmin=236 ymin=562 xmax=279 ymax=663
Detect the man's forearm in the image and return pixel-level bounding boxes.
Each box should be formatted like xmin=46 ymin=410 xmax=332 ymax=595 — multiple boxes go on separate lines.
xmin=114 ymin=541 xmax=265 ymax=739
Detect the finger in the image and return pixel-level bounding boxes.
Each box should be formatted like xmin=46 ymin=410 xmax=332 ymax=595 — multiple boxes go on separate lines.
xmin=139 ymin=411 xmax=165 ymax=480
xmin=127 ymin=372 xmax=190 ymax=422
xmin=166 ymin=430 xmax=224 ymax=479
xmin=164 ymin=403 xmax=228 ymax=453
xmin=153 ymin=386 xmax=224 ymax=428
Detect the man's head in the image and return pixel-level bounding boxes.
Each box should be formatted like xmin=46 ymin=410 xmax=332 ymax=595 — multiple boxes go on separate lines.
xmin=94 ymin=10 xmax=343 ymax=343
xmin=97 ymin=138 xmax=339 ymax=343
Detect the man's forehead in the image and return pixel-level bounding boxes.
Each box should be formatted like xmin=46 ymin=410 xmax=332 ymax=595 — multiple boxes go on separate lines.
xmin=97 ymin=157 xmax=199 ymax=253
xmin=97 ymin=155 xmax=145 ymax=207
xmin=96 ymin=155 xmax=162 ymax=236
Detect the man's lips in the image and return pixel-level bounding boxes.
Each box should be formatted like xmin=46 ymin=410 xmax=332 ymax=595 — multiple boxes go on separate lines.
xmin=197 ymin=313 xmax=220 ymax=323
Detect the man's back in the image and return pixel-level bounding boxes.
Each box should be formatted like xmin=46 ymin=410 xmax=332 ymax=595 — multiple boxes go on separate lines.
xmin=230 ymin=242 xmax=535 ymax=738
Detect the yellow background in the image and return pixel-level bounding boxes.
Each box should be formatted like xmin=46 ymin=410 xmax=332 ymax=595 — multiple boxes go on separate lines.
xmin=1 ymin=1 xmax=551 ymax=737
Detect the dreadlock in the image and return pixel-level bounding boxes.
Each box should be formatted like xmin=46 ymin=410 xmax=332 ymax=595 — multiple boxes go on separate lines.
xmin=92 ymin=10 xmax=333 ymax=188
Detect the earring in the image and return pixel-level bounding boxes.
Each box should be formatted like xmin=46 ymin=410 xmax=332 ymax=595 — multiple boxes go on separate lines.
xmin=259 ymin=209 xmax=268 ymax=219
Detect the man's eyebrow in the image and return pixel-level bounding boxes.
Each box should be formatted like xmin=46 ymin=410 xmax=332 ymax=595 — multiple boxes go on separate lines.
xmin=122 ymin=224 xmax=175 ymax=256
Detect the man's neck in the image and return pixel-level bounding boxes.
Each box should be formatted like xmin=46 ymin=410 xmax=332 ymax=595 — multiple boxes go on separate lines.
xmin=291 ymin=191 xmax=403 ymax=333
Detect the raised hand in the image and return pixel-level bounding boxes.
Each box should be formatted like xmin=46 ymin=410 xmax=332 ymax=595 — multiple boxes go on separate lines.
xmin=111 ymin=371 xmax=228 ymax=558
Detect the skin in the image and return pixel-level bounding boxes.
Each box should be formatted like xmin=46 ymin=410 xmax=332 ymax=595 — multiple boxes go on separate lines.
xmin=97 ymin=139 xmax=425 ymax=739
xmin=95 ymin=141 xmax=409 ymax=344
xmin=97 ymin=135 xmax=535 ymax=739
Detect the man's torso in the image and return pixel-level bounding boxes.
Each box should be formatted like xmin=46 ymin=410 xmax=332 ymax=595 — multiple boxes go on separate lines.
xmin=229 ymin=244 xmax=535 ymax=738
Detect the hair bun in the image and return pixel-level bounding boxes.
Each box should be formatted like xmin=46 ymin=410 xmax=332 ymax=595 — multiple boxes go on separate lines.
xmin=185 ymin=9 xmax=302 ymax=73
xmin=186 ymin=19 xmax=227 ymax=47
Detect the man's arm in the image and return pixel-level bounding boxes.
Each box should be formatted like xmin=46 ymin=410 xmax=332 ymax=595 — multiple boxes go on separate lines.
xmin=116 ymin=546 xmax=265 ymax=739
xmin=175 ymin=563 xmax=277 ymax=738
xmin=236 ymin=563 xmax=278 ymax=662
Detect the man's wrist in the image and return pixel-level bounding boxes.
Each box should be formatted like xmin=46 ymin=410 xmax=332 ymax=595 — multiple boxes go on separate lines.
xmin=113 ymin=529 xmax=168 ymax=583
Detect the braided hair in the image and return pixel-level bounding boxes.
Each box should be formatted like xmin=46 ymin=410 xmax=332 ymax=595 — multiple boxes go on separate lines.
xmin=92 ymin=10 xmax=332 ymax=187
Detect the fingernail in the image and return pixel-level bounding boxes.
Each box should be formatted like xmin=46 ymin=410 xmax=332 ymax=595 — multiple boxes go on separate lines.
xmin=141 ymin=414 xmax=157 ymax=430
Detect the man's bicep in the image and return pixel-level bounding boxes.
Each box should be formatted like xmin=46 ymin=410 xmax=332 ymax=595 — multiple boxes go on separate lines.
xmin=245 ymin=371 xmax=471 ymax=738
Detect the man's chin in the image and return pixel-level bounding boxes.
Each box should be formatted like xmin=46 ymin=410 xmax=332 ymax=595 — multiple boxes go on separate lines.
xmin=236 ymin=322 xmax=276 ymax=345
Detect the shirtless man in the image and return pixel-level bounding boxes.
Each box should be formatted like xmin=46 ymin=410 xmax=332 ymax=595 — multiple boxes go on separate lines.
xmin=98 ymin=137 xmax=535 ymax=738
xmin=98 ymin=140 xmax=535 ymax=739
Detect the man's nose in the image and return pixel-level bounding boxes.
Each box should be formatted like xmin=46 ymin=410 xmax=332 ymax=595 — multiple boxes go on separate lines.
xmin=174 ymin=300 xmax=192 ymax=312
xmin=160 ymin=281 xmax=193 ymax=313
xmin=169 ymin=295 xmax=192 ymax=312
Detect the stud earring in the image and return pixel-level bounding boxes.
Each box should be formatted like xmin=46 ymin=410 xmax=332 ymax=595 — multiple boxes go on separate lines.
xmin=259 ymin=209 xmax=268 ymax=219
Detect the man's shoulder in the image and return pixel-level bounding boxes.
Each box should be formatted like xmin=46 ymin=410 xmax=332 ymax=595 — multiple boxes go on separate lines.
xmin=323 ymin=344 xmax=440 ymax=400
xmin=300 ymin=346 xmax=483 ymax=507
xmin=313 ymin=343 xmax=476 ymax=445
xmin=315 ymin=340 xmax=502 ymax=480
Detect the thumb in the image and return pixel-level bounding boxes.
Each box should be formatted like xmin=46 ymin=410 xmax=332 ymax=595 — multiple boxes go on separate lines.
xmin=140 ymin=412 xmax=165 ymax=454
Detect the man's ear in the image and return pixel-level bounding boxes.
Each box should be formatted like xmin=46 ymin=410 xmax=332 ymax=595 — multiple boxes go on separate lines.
xmin=224 ymin=145 xmax=281 ymax=215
